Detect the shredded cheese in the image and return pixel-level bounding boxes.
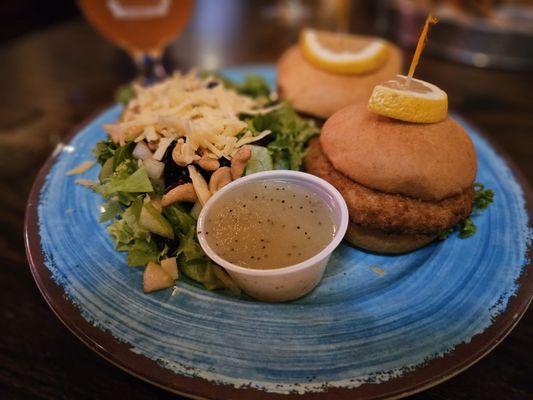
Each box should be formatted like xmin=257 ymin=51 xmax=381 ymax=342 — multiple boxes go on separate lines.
xmin=152 ymin=137 xmax=174 ymax=161
xmin=66 ymin=161 xmax=95 ymax=176
xmin=74 ymin=178 xmax=97 ymax=187
xmin=105 ymin=71 xmax=272 ymax=162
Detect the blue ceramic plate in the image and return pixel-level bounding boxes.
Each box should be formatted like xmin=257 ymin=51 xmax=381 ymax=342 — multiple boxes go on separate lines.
xmin=25 ymin=65 xmax=532 ymax=400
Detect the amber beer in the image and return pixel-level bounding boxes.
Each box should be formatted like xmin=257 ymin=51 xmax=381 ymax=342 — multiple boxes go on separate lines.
xmin=78 ymin=0 xmax=195 ymax=55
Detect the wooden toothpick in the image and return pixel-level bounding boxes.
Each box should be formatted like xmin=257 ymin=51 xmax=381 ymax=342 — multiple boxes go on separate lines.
xmin=407 ymin=15 xmax=438 ymax=81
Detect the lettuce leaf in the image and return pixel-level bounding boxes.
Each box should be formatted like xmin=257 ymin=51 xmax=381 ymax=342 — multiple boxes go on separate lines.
xmin=245 ymin=145 xmax=273 ymax=175
xmin=108 ymin=168 xmax=154 ymax=193
xmin=127 ymin=238 xmax=160 ymax=266
xmin=235 ymin=75 xmax=271 ymax=99
xmin=201 ymin=72 xmax=271 ymax=100
xmin=176 ymin=227 xmax=206 ymax=262
xmin=180 ymin=258 xmax=226 ymax=290
xmin=93 ymin=141 xmax=151 ymax=207
xmin=106 ymin=197 xmax=160 ymax=266
xmin=116 ymin=84 xmax=135 ymax=106
xmin=99 ymin=199 xmax=123 ymax=223
xmin=247 ymin=102 xmax=318 ymax=170
xmin=108 ymin=219 xmax=134 ymax=245
xmin=93 ymin=140 xmax=119 ymax=165
xmin=163 ymin=204 xmax=196 ymax=236
xmin=112 ymin=142 xmax=135 ymax=171
xmin=98 ymin=162 xmax=153 ymax=198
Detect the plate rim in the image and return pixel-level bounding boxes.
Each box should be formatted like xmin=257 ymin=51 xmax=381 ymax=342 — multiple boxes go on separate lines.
xmin=24 ymin=90 xmax=533 ymax=400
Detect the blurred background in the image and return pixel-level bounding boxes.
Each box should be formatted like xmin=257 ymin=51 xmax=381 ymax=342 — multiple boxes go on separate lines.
xmin=0 ymin=1 xmax=532 ymax=400
xmin=3 ymin=0 xmax=533 ymax=68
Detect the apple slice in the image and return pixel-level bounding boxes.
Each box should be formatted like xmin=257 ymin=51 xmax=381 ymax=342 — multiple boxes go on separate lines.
xmin=143 ymin=262 xmax=173 ymax=293
xmin=139 ymin=202 xmax=174 ymax=239
xmin=161 ymin=257 xmax=179 ymax=280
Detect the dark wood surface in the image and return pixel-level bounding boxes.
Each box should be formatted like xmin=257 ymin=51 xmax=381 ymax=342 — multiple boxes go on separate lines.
xmin=1 ymin=2 xmax=532 ymax=399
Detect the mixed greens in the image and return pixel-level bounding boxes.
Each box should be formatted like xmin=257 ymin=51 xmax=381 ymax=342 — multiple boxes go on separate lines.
xmin=91 ymin=74 xmax=318 ymax=293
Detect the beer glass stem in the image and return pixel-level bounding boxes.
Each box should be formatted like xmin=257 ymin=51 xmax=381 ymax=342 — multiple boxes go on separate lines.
xmin=132 ymin=50 xmax=167 ymax=83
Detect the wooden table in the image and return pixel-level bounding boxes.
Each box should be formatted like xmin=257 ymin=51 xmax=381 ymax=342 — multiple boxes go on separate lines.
xmin=1 ymin=4 xmax=532 ymax=399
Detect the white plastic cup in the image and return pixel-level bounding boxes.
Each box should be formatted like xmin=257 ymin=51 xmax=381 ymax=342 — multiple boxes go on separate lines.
xmin=197 ymin=170 xmax=349 ymax=302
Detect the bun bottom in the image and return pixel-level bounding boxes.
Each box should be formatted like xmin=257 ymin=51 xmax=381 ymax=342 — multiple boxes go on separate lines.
xmin=345 ymin=222 xmax=437 ymax=254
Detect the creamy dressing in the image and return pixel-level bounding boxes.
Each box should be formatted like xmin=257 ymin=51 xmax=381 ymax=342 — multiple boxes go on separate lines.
xmin=202 ymin=180 xmax=336 ymax=269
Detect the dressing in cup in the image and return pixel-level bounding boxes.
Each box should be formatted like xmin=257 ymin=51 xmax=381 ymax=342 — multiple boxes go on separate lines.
xmin=197 ymin=170 xmax=348 ymax=302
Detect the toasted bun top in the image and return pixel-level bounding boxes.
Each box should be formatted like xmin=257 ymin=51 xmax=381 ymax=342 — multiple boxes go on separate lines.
xmin=320 ymin=103 xmax=477 ymax=201
xmin=277 ymin=42 xmax=402 ymax=119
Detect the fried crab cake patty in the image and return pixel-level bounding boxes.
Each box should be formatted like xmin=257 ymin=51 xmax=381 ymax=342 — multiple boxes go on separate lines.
xmin=304 ymin=138 xmax=474 ymax=235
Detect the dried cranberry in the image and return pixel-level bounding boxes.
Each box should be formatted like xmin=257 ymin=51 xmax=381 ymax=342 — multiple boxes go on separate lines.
xmin=220 ymin=157 xmax=231 ymax=167
xmin=162 ymin=141 xmax=191 ymax=190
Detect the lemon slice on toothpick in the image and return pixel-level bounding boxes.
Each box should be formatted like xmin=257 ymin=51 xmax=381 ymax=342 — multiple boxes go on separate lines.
xmin=368 ymin=75 xmax=448 ymax=123
xmin=368 ymin=15 xmax=448 ymax=123
xmin=300 ymin=29 xmax=389 ymax=74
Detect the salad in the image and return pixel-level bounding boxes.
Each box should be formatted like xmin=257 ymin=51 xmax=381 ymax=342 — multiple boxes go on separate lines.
xmin=87 ymin=71 xmax=318 ymax=294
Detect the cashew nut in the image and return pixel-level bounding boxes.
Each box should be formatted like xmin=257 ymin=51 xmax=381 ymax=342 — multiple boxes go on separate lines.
xmin=196 ymin=153 xmax=220 ymax=171
xmin=230 ymin=145 xmax=252 ymax=180
xmin=171 ymin=142 xmax=189 ymax=166
xmin=161 ymin=183 xmax=197 ymax=206
xmin=209 ymin=167 xmax=232 ymax=193
xmin=147 ymin=140 xmax=158 ymax=151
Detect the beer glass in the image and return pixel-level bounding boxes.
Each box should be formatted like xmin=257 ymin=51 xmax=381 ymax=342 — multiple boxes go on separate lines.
xmin=78 ymin=0 xmax=195 ymax=80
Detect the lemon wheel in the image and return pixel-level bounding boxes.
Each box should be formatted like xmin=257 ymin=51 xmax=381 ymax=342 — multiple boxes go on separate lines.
xmin=368 ymin=75 xmax=448 ymax=123
xmin=299 ymin=29 xmax=389 ymax=75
